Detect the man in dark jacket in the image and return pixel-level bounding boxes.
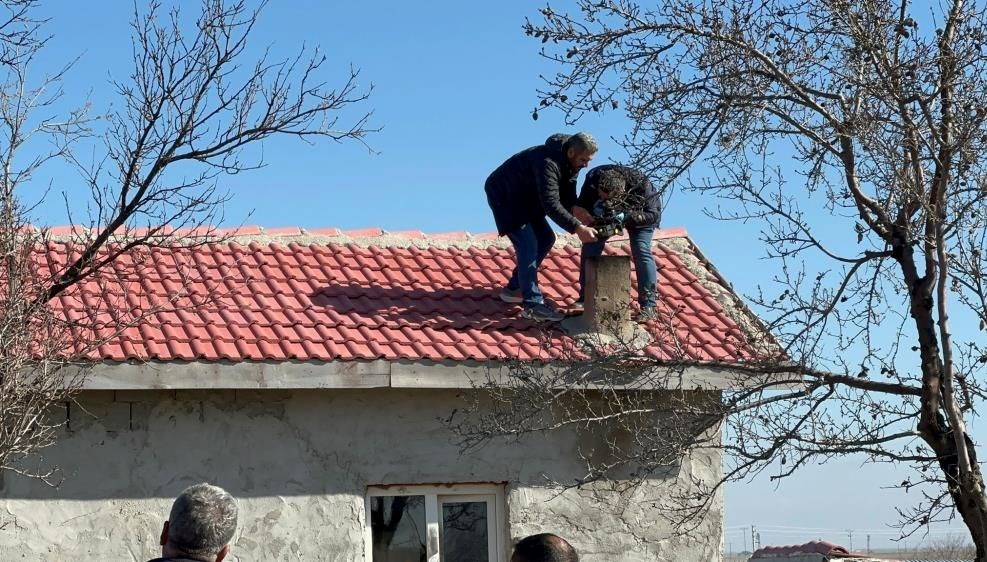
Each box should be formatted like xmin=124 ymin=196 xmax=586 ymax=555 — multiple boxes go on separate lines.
xmin=573 ymin=164 xmax=661 ymax=321
xmin=148 ymin=483 xmax=238 ymax=562
xmin=485 ymin=132 xmax=600 ymax=322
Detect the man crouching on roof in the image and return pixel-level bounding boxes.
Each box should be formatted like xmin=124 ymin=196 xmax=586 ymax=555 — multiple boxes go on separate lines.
xmin=484 ymin=133 xmax=599 ymax=322
xmin=572 ymin=164 xmax=661 ymax=322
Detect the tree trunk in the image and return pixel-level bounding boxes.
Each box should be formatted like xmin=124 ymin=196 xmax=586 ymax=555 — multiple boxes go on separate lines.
xmin=922 ymin=418 xmax=987 ymax=561
xmin=899 ymin=237 xmax=987 ymax=560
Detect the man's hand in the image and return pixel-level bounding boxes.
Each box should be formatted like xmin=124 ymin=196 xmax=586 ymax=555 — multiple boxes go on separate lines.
xmin=575 ymin=224 xmax=598 ymax=243
xmin=572 ymin=206 xmax=595 ymax=226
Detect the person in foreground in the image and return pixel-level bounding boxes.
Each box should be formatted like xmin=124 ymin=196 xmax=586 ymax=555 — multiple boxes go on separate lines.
xmin=149 ymin=482 xmax=238 ymax=562
xmin=485 ymin=132 xmax=600 ymax=322
xmin=572 ymin=164 xmax=661 ymax=322
xmin=511 ymin=533 xmax=579 ymax=562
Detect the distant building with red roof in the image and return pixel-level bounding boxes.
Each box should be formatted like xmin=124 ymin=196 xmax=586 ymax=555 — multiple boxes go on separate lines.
xmin=750 ymin=540 xmax=972 ymax=562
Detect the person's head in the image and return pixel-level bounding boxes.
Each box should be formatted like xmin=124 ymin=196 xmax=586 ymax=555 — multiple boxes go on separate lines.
xmin=159 ymin=483 xmax=238 ymax=562
xmin=595 ymin=168 xmax=626 ymax=201
xmin=510 ymin=533 xmax=579 ymax=562
xmin=563 ymin=132 xmax=598 ymax=172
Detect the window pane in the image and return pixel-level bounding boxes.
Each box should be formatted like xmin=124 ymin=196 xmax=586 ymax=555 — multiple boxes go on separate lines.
xmin=370 ymin=495 xmax=427 ymax=562
xmin=441 ymin=501 xmax=489 ymax=562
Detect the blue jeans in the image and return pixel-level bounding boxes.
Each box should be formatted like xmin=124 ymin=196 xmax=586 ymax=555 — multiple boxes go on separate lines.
xmin=506 ymin=217 xmax=556 ymax=307
xmin=579 ymin=226 xmax=657 ymax=308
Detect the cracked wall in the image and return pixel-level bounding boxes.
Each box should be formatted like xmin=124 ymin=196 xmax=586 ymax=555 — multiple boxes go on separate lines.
xmin=0 ymin=388 xmax=723 ymax=561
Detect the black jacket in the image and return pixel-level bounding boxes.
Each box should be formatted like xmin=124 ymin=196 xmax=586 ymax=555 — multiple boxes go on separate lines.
xmin=485 ymin=135 xmax=582 ymax=235
xmin=576 ymin=164 xmax=661 ymax=229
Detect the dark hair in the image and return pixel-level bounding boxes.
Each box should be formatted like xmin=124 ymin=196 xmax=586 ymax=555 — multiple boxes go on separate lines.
xmin=595 ymin=168 xmax=626 ymax=196
xmin=510 ymin=533 xmax=579 ymax=562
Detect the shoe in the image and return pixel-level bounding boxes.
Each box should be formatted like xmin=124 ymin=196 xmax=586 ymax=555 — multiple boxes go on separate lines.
xmin=499 ymin=287 xmax=523 ymax=303
xmin=570 ymin=300 xmax=584 ymax=313
xmin=521 ymin=302 xmax=565 ymax=322
xmin=637 ymin=306 xmax=657 ymax=322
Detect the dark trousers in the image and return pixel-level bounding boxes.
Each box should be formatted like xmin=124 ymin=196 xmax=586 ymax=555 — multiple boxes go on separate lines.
xmin=579 ymin=226 xmax=658 ymax=308
xmin=505 ymin=216 xmax=556 ymax=307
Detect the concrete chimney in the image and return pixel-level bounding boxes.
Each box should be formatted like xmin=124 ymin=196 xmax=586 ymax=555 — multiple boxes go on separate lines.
xmin=584 ymin=255 xmax=632 ymax=335
xmin=562 ymin=254 xmax=642 ymax=342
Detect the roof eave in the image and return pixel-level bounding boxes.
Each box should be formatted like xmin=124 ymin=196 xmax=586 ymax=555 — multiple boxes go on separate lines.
xmin=70 ymin=359 xmax=797 ymax=391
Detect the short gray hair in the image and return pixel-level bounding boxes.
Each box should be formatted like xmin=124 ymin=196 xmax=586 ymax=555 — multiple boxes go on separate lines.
xmin=564 ymin=132 xmax=598 ymax=155
xmin=167 ymin=483 xmax=238 ymax=559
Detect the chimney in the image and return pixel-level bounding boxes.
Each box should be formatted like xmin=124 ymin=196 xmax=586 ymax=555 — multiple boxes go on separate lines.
xmin=573 ymin=255 xmax=636 ymax=339
xmin=584 ymin=255 xmax=631 ymax=332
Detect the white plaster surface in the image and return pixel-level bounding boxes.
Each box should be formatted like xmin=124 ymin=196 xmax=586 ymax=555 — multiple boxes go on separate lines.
xmin=0 ymin=389 xmax=722 ymax=561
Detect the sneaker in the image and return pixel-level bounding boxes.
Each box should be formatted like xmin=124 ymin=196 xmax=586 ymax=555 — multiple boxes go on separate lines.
xmin=637 ymin=306 xmax=657 ymax=322
xmin=521 ymin=302 xmax=565 ymax=322
xmin=499 ymin=287 xmax=523 ymax=303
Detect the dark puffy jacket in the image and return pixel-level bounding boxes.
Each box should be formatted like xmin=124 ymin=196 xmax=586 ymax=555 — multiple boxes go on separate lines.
xmin=484 ymin=135 xmax=582 ymax=235
xmin=576 ymin=164 xmax=661 ymax=229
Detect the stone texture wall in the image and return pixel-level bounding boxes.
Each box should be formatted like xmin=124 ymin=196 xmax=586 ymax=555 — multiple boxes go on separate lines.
xmin=0 ymin=388 xmax=722 ymax=561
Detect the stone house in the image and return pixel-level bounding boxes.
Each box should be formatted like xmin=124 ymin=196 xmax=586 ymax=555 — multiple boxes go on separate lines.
xmin=0 ymin=226 xmax=769 ymax=561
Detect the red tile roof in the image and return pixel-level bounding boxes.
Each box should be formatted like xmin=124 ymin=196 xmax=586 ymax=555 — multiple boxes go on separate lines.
xmin=751 ymin=541 xmax=872 ymax=560
xmin=43 ymin=226 xmax=767 ymax=363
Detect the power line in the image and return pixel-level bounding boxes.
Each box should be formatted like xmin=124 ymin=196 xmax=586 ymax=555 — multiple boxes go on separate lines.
xmin=730 ymin=524 xmax=969 ymax=535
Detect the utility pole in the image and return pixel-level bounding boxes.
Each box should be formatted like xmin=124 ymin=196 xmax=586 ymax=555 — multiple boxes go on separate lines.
xmin=866 ymin=534 xmax=871 ymax=553
xmin=846 ymin=529 xmax=853 ymax=551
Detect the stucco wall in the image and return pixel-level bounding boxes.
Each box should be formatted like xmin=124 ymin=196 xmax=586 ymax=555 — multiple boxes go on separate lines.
xmin=0 ymin=388 xmax=722 ymax=561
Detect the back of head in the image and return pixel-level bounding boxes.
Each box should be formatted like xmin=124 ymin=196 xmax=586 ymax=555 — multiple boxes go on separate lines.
xmin=562 ymin=132 xmax=598 ymax=155
xmin=511 ymin=533 xmax=579 ymax=562
xmin=595 ymin=167 xmax=626 ymax=198
xmin=167 ymin=483 xmax=238 ymax=560
xmin=544 ymin=133 xmax=571 ymax=149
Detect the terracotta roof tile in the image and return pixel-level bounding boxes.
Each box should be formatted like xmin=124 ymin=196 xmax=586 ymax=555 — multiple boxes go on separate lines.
xmin=40 ymin=227 xmax=769 ymax=364
xmin=308 ymin=227 xmax=343 ymax=236
xmin=264 ymin=227 xmax=303 ymax=236
xmin=226 ymin=225 xmax=263 ymax=236
xmin=343 ymin=227 xmax=384 ymax=237
xmin=388 ymin=230 xmax=426 ymax=239
xmin=430 ymin=231 xmax=471 ymax=240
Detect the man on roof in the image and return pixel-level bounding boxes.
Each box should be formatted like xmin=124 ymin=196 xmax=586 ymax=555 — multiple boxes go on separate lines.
xmin=572 ymin=164 xmax=661 ymax=322
xmin=485 ymin=132 xmax=600 ymax=322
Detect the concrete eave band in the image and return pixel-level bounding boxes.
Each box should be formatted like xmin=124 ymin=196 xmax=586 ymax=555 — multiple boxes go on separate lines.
xmin=70 ymin=360 xmax=797 ymax=391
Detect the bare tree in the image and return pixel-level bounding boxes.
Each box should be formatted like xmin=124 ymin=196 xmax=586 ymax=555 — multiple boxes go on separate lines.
xmin=454 ymin=0 xmax=987 ymax=558
xmin=915 ymin=533 xmax=976 ymax=559
xmin=0 ymin=0 xmax=372 ymax=481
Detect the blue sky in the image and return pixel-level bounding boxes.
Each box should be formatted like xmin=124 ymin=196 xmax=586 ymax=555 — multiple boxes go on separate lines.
xmin=28 ymin=0 xmax=976 ymax=550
